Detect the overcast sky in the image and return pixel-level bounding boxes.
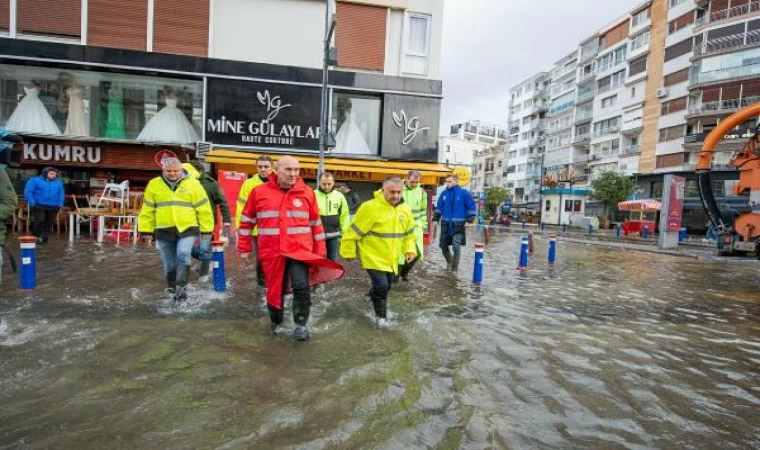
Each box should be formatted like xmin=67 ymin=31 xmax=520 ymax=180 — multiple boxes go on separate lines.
xmin=440 ymin=0 xmax=641 ymax=132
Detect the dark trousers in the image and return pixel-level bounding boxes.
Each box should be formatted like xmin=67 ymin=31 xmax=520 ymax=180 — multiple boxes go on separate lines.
xmin=32 ymin=206 xmax=58 ymax=240
xmin=367 ymin=269 xmax=394 ymax=319
xmin=325 ymin=237 xmax=340 ymax=261
xmin=267 ymin=259 xmax=311 ymax=326
xmin=398 ymin=244 xmax=421 ymax=279
xmin=439 ymin=222 xmax=465 ymax=269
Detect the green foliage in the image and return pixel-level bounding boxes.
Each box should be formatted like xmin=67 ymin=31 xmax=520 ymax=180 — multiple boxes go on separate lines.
xmin=590 ymin=171 xmax=634 ymax=215
xmin=483 ymin=186 xmax=510 ymax=209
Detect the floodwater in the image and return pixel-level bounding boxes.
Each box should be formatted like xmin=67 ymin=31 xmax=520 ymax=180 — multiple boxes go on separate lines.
xmin=1 ymin=230 xmax=759 ymax=449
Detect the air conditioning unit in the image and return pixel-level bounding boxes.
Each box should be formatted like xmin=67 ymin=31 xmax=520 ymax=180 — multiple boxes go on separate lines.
xmin=656 ymin=88 xmax=669 ymax=98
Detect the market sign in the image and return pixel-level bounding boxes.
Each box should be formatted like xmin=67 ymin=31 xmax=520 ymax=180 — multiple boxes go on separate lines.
xmin=205 ymin=79 xmax=321 ymax=150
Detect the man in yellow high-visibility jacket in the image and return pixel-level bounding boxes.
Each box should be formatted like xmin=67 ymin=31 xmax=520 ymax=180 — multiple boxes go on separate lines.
xmin=340 ymin=177 xmax=416 ymax=327
xmin=138 ymin=157 xmax=214 ymax=302
xmin=235 ymin=155 xmax=273 ymax=286
xmin=396 ymin=170 xmax=428 ymax=282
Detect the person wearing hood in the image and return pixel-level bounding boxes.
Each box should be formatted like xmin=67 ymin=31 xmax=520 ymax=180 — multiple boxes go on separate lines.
xmin=24 ymin=165 xmax=64 ymax=244
xmin=236 ymin=155 xmax=273 ymax=287
xmin=434 ymin=173 xmax=476 ymax=272
xmin=0 ymin=129 xmax=20 ymax=284
xmin=138 ymin=157 xmax=214 ymax=302
xmin=237 ymin=156 xmax=344 ymax=341
xmin=340 ymin=177 xmax=416 ymax=327
xmin=315 ymin=172 xmax=349 ymax=261
xmin=185 ymin=161 xmax=232 ymax=280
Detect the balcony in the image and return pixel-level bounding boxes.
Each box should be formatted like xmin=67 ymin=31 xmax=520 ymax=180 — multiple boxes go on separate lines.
xmin=687 ymin=95 xmax=760 ymax=116
xmin=577 ymin=70 xmax=596 ymax=85
xmin=571 ymin=133 xmax=590 ymax=144
xmin=571 ymin=154 xmax=590 ymax=164
xmin=693 ymin=30 xmax=760 ymax=57
xmin=526 ymin=169 xmax=542 ymax=178
xmin=691 ymin=62 xmax=760 ymax=86
xmin=592 ymin=126 xmax=621 ymax=138
xmin=576 ymin=88 xmax=595 ymax=104
xmin=694 ymin=1 xmax=760 ymax=28
xmin=580 ymin=45 xmax=599 ymax=63
xmin=620 ymin=145 xmax=640 ymax=156
xmin=529 ymin=153 xmax=543 ymax=162
xmin=510 ymin=126 xmax=520 ymax=135
xmin=575 ymin=109 xmax=593 ymax=124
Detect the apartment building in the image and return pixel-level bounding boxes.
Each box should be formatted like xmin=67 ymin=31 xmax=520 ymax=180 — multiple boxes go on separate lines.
xmin=0 ymin=0 xmax=448 ymax=199
xmin=505 ymin=72 xmax=550 ymax=205
xmin=505 ymin=0 xmax=753 ymax=216
xmin=444 ymin=120 xmax=508 ymax=194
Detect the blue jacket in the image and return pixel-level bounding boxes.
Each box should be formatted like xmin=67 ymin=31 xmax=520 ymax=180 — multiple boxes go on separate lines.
xmin=434 ymin=185 xmax=477 ymax=223
xmin=24 ymin=167 xmax=65 ymax=208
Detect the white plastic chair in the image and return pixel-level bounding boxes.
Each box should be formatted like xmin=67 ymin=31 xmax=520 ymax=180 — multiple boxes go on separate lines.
xmin=96 ymin=180 xmax=130 ymax=213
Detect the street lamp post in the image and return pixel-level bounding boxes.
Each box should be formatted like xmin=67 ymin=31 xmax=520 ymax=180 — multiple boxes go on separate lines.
xmin=318 ymin=1 xmax=337 ymax=179
xmin=538 ymin=151 xmax=545 ymax=222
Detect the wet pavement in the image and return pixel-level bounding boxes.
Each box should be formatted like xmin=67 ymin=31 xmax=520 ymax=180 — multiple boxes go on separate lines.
xmin=1 ymin=230 xmax=759 ymax=449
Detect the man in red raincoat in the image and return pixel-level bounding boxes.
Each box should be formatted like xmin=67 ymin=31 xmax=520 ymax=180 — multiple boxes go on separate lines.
xmin=237 ymin=156 xmax=344 ymax=341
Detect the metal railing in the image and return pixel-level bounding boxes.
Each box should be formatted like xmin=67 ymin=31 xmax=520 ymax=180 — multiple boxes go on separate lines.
xmin=695 ymin=1 xmax=760 ymax=27
xmin=688 ymin=95 xmax=760 ymax=114
xmin=571 ymin=133 xmax=590 ymax=144
xmin=572 ymin=154 xmax=590 ymax=163
xmin=691 ymin=62 xmax=760 ymax=85
xmin=577 ymin=89 xmax=595 ymax=103
xmin=693 ymin=29 xmax=760 ymax=56
xmin=577 ymin=70 xmax=596 ymax=84
xmin=575 ymin=109 xmax=594 ymax=122
xmin=591 ymin=125 xmax=621 ymax=138
xmin=620 ymin=145 xmax=640 ymax=156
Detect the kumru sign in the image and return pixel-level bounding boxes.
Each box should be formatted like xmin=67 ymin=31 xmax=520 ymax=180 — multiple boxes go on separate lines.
xmin=22 ymin=143 xmax=102 ymax=163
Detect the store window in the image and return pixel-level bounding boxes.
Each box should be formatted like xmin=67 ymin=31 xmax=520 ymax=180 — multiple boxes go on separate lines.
xmin=331 ymin=92 xmax=381 ymax=155
xmin=0 ymin=64 xmax=203 ymax=144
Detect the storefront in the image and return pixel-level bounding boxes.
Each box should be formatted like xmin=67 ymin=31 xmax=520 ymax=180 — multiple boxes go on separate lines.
xmin=8 ymin=137 xmax=192 ymax=207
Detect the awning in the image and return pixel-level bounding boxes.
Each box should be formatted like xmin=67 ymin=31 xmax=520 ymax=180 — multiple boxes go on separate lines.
xmin=204 ymin=149 xmax=453 ymax=184
xmin=617 ymin=199 xmax=662 ymax=211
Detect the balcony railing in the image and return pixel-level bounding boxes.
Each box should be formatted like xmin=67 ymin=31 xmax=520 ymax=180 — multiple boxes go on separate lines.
xmin=580 ymin=44 xmax=599 ymax=63
xmin=571 ymin=133 xmax=590 ymax=144
xmin=695 ymin=1 xmax=760 ymax=27
xmin=577 ymin=71 xmax=596 ymax=84
xmin=575 ymin=110 xmax=593 ymax=122
xmin=688 ymin=95 xmax=760 ymax=115
xmin=620 ymin=145 xmax=640 ymax=156
xmin=577 ymin=89 xmax=595 ymax=103
xmin=693 ymin=29 xmax=760 ymax=56
xmin=691 ymin=62 xmax=760 ymax=85
xmin=571 ymin=154 xmax=590 ymax=163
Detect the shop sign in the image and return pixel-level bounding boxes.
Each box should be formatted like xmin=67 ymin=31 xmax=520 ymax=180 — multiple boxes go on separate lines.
xmin=452 ymin=167 xmax=471 ymax=187
xmin=22 ymin=143 xmax=101 ymax=164
xmin=206 ymin=79 xmax=321 ymax=150
xmin=300 ymin=168 xmax=373 ymax=181
xmin=381 ymin=95 xmax=440 ymax=162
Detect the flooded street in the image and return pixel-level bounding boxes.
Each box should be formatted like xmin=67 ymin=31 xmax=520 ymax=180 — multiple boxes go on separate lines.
xmin=1 ymin=231 xmax=759 ymax=449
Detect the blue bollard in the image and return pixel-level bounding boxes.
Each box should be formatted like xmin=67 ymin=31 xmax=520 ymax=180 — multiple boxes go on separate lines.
xmin=211 ymin=240 xmax=227 ymax=292
xmin=517 ymin=236 xmax=529 ymax=270
xmin=19 ymin=236 xmax=37 ymax=289
xmin=616 ymin=225 xmax=621 ymax=238
xmin=472 ymin=243 xmax=485 ymax=284
xmin=548 ymin=234 xmax=557 ymax=264
xmin=679 ymin=227 xmax=687 ymax=243
xmin=588 ymin=224 xmax=593 ymax=235
xmin=643 ymin=226 xmax=650 ymax=239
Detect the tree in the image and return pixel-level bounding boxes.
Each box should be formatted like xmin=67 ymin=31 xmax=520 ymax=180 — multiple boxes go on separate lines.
xmin=484 ymin=186 xmax=510 ymax=216
xmin=590 ymin=171 xmax=634 ymax=218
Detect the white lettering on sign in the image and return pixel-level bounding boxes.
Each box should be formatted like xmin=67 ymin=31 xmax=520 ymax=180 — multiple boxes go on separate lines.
xmin=392 ymin=110 xmax=430 ymax=145
xmin=23 ymin=144 xmax=102 ymax=164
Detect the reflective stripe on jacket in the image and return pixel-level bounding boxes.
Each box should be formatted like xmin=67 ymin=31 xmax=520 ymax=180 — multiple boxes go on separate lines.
xmin=340 ymin=190 xmax=416 ymax=274
xmin=315 ymin=188 xmax=349 ymax=239
xmin=235 ymin=175 xmax=266 ymax=233
xmin=137 ymin=174 xmax=214 ymax=234
xmin=398 ymin=182 xmax=428 ymax=262
xmin=434 ymin=185 xmax=477 ymax=222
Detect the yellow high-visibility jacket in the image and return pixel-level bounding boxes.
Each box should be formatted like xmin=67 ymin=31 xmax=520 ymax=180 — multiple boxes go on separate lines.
xmin=235 ymin=174 xmax=266 ymax=228
xmin=398 ymin=182 xmax=428 ymax=263
xmin=340 ymin=190 xmax=416 ymax=274
xmin=138 ymin=174 xmax=214 ymax=235
xmin=315 ymin=188 xmax=350 ymax=239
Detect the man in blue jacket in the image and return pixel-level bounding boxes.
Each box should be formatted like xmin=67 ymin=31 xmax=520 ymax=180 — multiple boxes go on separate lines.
xmin=24 ymin=166 xmax=65 ymax=244
xmin=434 ymin=174 xmax=476 ymax=272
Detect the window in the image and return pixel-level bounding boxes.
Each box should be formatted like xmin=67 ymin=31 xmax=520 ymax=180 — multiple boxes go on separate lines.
xmin=498 ymin=160 xmax=502 ymax=168
xmin=670 ymin=0 xmax=686 ymax=7
xmin=664 ymin=38 xmax=693 ymax=62
xmin=668 ymin=10 xmax=694 ymax=34
xmin=629 ymin=55 xmax=648 ymax=76
xmin=631 ymin=87 xmax=636 ymax=98
xmin=611 ymin=70 xmax=626 ymax=88
xmin=545 ymin=200 xmax=551 ymax=212
xmin=593 ymin=116 xmax=621 ymax=136
xmin=597 ymin=46 xmax=627 ymax=72
xmin=403 ymin=14 xmax=431 ymax=75
xmin=565 ymin=199 xmax=572 ymax=212
xmin=332 ymin=92 xmax=381 ymax=155
xmin=651 ymin=181 xmax=663 ymax=197
xmin=658 ymin=125 xmax=685 ymax=142
xmin=0 ymin=63 xmax=202 ymax=142
xmin=630 ymin=31 xmax=650 ymax=52
xmin=632 ymin=8 xmax=649 ymax=27
xmin=601 ymin=95 xmax=617 ymax=108
xmin=660 ymin=96 xmax=687 ymax=115
xmin=664 ymin=69 xmax=689 ymax=86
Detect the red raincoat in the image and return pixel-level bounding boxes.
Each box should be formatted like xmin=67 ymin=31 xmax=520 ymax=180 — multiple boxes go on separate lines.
xmin=237 ymin=175 xmax=344 ymax=309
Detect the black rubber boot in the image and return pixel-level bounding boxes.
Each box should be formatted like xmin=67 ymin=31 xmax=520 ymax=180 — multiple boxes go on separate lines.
xmin=450 ymin=255 xmax=460 ymax=272
xmin=292 ymin=292 xmax=311 ymax=341
xmin=174 ymin=265 xmax=190 ymax=302
xmin=165 ymin=270 xmax=177 ymax=296
xmin=199 ymin=261 xmax=210 ymax=277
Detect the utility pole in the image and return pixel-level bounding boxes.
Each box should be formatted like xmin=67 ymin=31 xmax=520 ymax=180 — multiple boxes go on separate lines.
xmin=318 ymin=1 xmax=338 ymax=180
xmin=538 ymin=150 xmax=545 ymax=221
